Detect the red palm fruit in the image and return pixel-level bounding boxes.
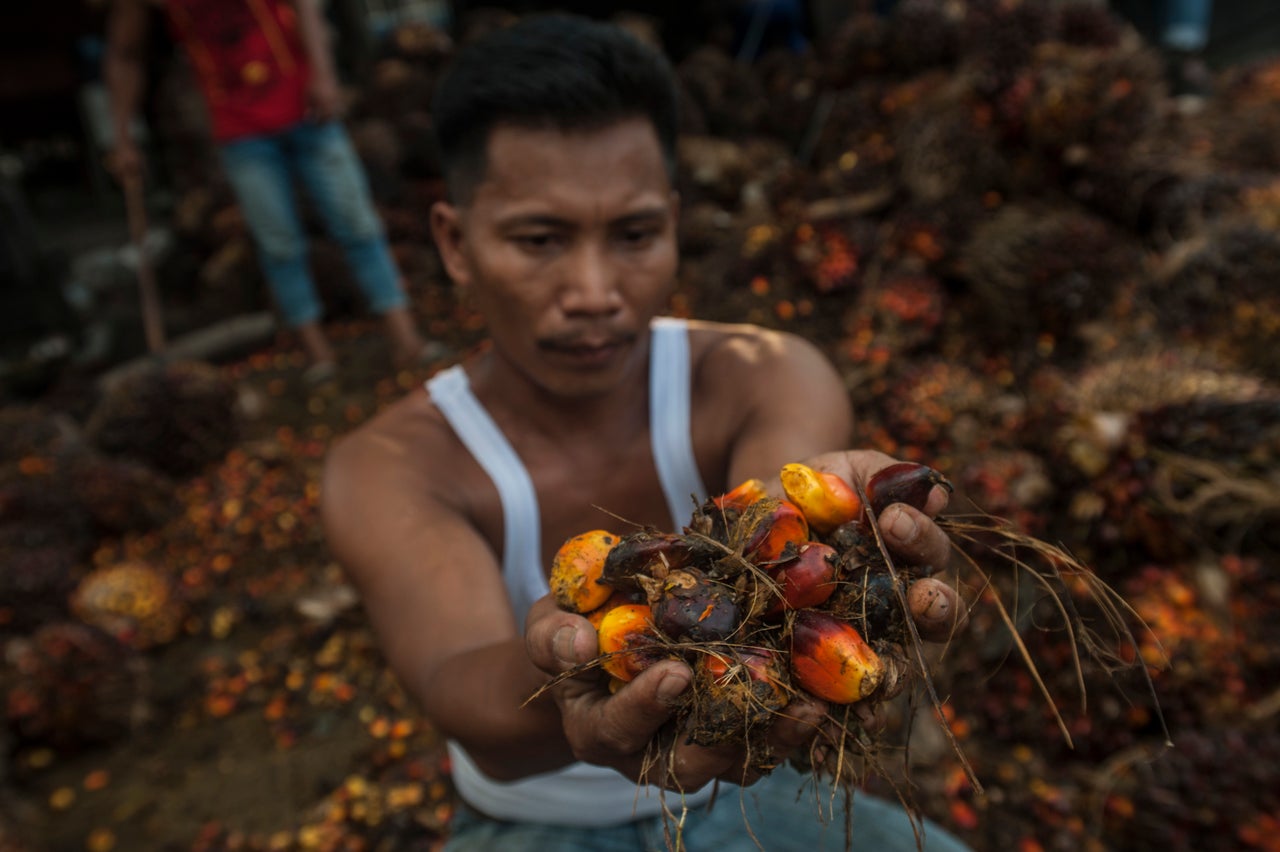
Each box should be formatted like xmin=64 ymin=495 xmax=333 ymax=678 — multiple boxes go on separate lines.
xmin=651 ymin=569 xmax=740 ymax=642
xmin=743 ymin=499 xmax=810 ymax=565
xmin=790 ymin=609 xmax=883 ymax=704
xmin=712 ymin=478 xmax=769 ymax=511
xmin=601 ymin=531 xmax=701 ymax=590
xmin=550 ymin=529 xmax=619 ymax=613
xmin=779 ymin=463 xmax=863 ymax=535
xmin=596 ymin=604 xmax=664 ymax=682
xmin=866 ymin=462 xmax=952 ymax=517
xmin=764 ymin=542 xmax=840 ymax=617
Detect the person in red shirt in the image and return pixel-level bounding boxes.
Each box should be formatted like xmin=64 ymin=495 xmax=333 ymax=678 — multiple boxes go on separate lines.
xmin=105 ymin=0 xmax=445 ymax=383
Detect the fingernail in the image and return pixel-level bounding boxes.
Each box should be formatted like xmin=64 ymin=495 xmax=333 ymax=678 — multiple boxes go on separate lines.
xmin=553 ymin=626 xmax=578 ymax=666
xmin=886 ymin=506 xmax=917 ymax=542
xmin=656 ymin=671 xmax=689 ymax=702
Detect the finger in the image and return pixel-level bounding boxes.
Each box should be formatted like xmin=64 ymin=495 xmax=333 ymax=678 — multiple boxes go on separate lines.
xmin=922 ymin=481 xmax=951 ymax=516
xmin=764 ymin=698 xmax=827 ymax=754
xmin=877 ymin=503 xmax=952 ymax=570
xmin=907 ymin=577 xmax=969 ymax=643
xmin=827 ymin=450 xmax=895 ymax=489
xmin=525 ymin=600 xmax=597 ymax=675
xmin=574 ymin=659 xmax=691 ymax=762
xmin=647 ymin=697 xmax=824 ymax=791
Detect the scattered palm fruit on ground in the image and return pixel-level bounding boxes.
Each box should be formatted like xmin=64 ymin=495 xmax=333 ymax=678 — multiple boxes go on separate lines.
xmin=71 ymin=561 xmax=185 ymax=651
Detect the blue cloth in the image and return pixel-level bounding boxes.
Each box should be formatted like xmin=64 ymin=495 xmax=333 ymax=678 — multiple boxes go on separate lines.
xmin=734 ymin=0 xmax=810 ymax=61
xmin=444 ymin=764 xmax=971 ymax=851
xmin=1162 ymin=0 xmax=1213 ymax=52
xmin=217 ymin=120 xmax=406 ymax=327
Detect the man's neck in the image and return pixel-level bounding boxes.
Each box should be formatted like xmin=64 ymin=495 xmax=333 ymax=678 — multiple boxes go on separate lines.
xmin=468 ymin=347 xmax=652 ymax=449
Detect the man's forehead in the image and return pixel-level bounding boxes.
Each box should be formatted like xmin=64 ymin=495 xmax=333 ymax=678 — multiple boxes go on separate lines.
xmin=470 ymin=119 xmax=671 ymax=202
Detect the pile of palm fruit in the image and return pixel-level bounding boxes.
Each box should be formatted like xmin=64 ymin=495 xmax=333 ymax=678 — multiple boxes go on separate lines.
xmin=3 ymin=1 xmax=1279 ymax=850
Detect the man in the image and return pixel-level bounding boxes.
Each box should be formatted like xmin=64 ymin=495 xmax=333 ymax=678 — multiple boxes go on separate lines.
xmin=323 ymin=14 xmax=970 ymax=850
xmin=104 ymin=0 xmax=443 ymax=383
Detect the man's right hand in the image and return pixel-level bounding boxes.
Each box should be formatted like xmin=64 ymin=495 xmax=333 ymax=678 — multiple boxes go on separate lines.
xmin=525 ymin=596 xmax=828 ymax=792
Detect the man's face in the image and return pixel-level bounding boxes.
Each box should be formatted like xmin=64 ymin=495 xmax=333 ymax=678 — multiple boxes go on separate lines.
xmin=432 ymin=118 xmax=679 ymax=399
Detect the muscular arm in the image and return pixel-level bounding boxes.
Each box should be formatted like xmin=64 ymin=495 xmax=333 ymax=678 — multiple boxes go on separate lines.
xmin=321 ymin=411 xmax=573 ymax=780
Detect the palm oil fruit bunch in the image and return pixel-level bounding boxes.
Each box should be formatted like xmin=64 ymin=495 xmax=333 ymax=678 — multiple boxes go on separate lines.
xmin=548 ymin=461 xmax=951 ymax=757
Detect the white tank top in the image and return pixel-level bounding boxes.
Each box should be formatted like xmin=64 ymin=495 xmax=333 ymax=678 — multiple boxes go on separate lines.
xmin=425 ymin=316 xmax=714 ymax=825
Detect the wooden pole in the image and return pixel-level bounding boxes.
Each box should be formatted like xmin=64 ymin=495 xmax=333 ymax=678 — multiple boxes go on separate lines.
xmin=122 ymin=172 xmax=166 ymax=354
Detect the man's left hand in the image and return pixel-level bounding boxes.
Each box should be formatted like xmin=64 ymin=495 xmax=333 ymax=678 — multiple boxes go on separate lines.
xmin=787 ymin=450 xmax=968 ymax=643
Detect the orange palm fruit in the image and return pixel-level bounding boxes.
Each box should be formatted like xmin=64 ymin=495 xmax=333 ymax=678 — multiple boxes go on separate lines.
xmin=779 ymin=463 xmax=863 ymax=535
xmin=550 ymin=529 xmax=618 ymax=613
xmin=585 ymin=590 xmax=644 ymax=630
xmin=596 ymin=603 xmax=664 ymax=682
xmin=790 ymin=609 xmax=883 ymax=704
xmin=743 ymin=499 xmax=810 ymax=566
xmin=764 ymin=542 xmax=840 ymax=617
xmin=712 ymin=478 xmax=769 ymax=511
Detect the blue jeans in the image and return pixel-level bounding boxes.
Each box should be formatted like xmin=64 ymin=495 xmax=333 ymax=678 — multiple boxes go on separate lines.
xmin=217 ymin=120 xmax=407 ymax=328
xmin=1162 ymin=0 xmax=1213 ymax=52
xmin=444 ymin=765 xmax=971 ymax=852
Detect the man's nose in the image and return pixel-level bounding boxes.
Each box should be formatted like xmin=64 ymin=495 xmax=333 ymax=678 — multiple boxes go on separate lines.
xmin=561 ymin=243 xmax=622 ymax=314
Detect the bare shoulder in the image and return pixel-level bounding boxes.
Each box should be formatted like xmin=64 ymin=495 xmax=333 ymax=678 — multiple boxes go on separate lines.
xmin=325 ymin=388 xmax=442 ymax=492
xmin=684 ymin=318 xmax=836 ymax=385
xmin=680 ymin=318 xmax=852 ymax=485
xmin=321 ymin=386 xmax=477 ymax=558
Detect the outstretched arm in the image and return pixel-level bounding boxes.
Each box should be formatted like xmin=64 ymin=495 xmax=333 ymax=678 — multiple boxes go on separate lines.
xmin=322 ymin=411 xmax=573 ymax=781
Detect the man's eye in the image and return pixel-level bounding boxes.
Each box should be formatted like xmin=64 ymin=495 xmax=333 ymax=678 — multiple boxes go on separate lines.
xmin=514 ymin=233 xmax=557 ymax=250
xmin=619 ymin=227 xmax=659 ymax=247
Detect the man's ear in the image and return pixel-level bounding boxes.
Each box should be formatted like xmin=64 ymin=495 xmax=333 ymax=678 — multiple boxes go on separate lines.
xmin=429 ymin=201 xmax=471 ymax=288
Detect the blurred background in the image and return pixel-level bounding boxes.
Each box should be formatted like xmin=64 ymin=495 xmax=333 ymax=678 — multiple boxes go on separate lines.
xmin=2 ymin=2 xmax=1279 ymax=851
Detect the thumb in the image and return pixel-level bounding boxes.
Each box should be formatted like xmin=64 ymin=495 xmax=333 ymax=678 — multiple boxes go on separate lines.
xmin=587 ymin=660 xmax=691 ymax=752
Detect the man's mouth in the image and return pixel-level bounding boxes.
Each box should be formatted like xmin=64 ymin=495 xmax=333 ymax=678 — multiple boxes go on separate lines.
xmin=540 ymin=332 xmax=636 ymax=365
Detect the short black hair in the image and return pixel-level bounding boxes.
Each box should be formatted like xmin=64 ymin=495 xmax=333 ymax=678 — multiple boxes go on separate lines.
xmin=431 ymin=14 xmax=681 ymax=204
